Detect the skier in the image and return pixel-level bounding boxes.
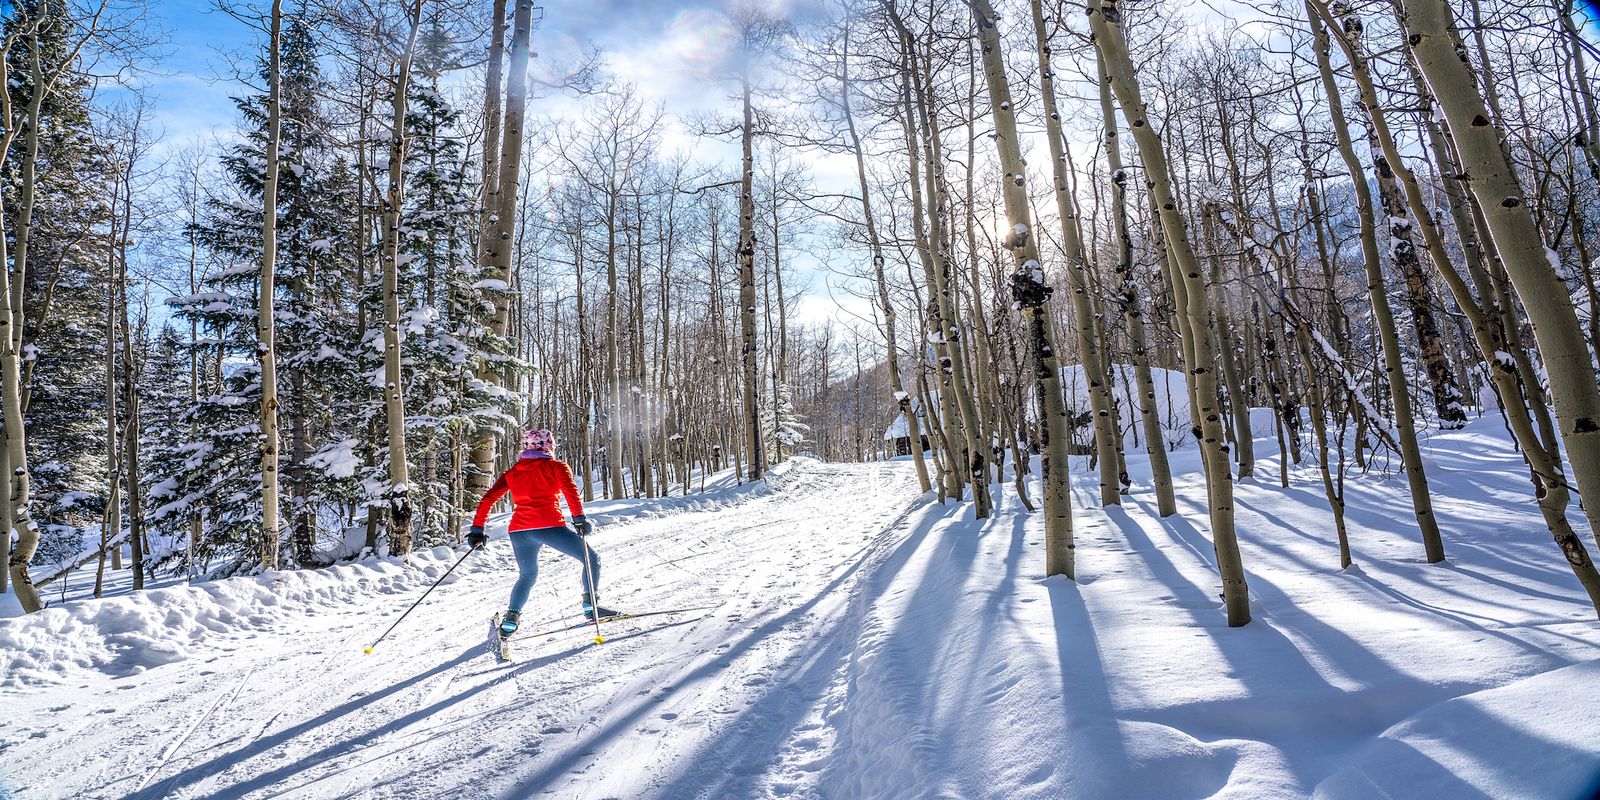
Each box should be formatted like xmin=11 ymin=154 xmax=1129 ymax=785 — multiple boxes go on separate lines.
xmin=467 ymin=428 xmax=617 ymax=638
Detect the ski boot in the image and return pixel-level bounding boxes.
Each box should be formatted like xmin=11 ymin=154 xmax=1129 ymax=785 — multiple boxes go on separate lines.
xmin=581 ymin=593 xmax=620 ymax=619
xmin=499 ymin=609 xmax=521 ymax=638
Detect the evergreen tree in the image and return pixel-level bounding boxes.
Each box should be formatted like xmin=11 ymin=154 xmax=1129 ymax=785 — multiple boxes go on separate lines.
xmin=159 ymin=12 xmax=364 ymax=571
xmin=761 ymin=383 xmax=809 ymax=463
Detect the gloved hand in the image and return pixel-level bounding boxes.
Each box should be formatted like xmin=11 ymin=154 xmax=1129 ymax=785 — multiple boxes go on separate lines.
xmin=466 ymin=526 xmax=487 ymax=550
xmin=571 ymin=515 xmax=592 ymax=536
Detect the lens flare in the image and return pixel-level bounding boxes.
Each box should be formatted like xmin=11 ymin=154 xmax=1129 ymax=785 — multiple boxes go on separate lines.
xmin=530 ymin=30 xmax=584 ymax=86
xmin=664 ymin=8 xmax=736 ymax=73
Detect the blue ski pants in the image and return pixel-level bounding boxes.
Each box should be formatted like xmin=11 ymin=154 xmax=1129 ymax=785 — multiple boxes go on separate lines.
xmin=507 ymin=525 xmax=600 ymax=613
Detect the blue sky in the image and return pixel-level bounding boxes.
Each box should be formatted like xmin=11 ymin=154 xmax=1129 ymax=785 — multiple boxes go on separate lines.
xmin=127 ymin=0 xmax=862 ymax=325
xmin=123 ymin=0 xmax=252 ymax=147
xmin=132 ymin=0 xmax=825 ymax=148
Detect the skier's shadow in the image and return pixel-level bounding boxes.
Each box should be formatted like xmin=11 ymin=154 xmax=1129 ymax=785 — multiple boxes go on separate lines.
xmin=129 ymin=634 xmax=628 ymax=800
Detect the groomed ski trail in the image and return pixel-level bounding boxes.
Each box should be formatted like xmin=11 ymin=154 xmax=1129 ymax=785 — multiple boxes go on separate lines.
xmin=4 ymin=459 xmax=923 ymax=800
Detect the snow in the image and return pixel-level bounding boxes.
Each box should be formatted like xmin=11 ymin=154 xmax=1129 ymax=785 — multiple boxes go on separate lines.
xmin=311 ymin=344 xmax=345 ymax=363
xmin=1060 ymin=362 xmax=1196 ymax=448
xmin=3 ymin=421 xmax=1599 ymax=799
xmin=1545 ymin=245 xmax=1563 ymax=272
xmin=306 ymin=439 xmax=361 ymax=480
xmin=883 ymin=411 xmax=911 ymax=440
xmin=1313 ymin=660 xmax=1600 ymax=799
xmin=207 ymin=263 xmax=258 ymax=281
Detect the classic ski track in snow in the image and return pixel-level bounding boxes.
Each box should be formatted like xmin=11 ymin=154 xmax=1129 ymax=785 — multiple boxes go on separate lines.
xmin=1 ymin=459 xmax=926 ymax=800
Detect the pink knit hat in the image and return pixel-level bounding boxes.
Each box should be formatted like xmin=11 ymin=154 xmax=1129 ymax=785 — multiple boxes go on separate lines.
xmin=522 ymin=428 xmax=556 ymax=453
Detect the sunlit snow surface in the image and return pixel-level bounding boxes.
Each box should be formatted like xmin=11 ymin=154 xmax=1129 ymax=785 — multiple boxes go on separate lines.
xmin=3 ymin=417 xmax=1598 ymax=799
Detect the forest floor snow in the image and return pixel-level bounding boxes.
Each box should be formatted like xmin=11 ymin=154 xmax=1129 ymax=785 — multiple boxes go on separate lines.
xmin=3 ymin=416 xmax=1600 ymax=799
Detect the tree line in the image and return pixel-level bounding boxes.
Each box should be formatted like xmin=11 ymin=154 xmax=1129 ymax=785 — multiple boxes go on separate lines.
xmin=3 ymin=0 xmax=1599 ymax=626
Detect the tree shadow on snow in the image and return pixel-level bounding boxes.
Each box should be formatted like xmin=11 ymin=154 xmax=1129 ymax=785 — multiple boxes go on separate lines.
xmin=130 ymin=637 xmax=604 ymax=800
xmin=490 ymin=511 xmax=937 ymax=800
xmin=1102 ymin=503 xmax=1445 ymax=792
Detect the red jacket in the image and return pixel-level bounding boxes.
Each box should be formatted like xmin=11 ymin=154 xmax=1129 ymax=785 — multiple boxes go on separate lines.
xmin=472 ymin=456 xmax=585 ymax=531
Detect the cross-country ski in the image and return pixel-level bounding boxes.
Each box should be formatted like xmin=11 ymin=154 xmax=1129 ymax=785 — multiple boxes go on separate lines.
xmin=3 ymin=1 xmax=1600 ymax=799
xmin=516 ymin=606 xmax=720 ymax=641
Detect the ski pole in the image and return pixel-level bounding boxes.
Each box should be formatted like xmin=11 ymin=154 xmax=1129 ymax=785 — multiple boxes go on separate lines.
xmin=579 ymin=530 xmax=605 ymax=644
xmin=364 ymin=548 xmax=474 ymax=654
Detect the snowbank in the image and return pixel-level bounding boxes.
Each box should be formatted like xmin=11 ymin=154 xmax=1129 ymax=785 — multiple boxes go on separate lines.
xmin=1313 ymin=660 xmax=1600 ymax=800
xmin=0 ymin=547 xmax=466 ymax=688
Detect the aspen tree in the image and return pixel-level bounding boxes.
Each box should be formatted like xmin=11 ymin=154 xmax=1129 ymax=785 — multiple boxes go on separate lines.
xmin=1202 ymin=94 xmax=1256 ymax=479
xmin=1312 ymin=5 xmax=1464 ymax=437
xmin=257 ymin=0 xmax=284 ymax=571
xmin=378 ymin=0 xmax=426 ymax=556
xmin=474 ymin=0 xmax=535 ymax=498
xmin=1402 ymin=0 xmax=1600 ymax=531
xmin=969 ymin=0 xmax=1075 ymax=575
xmin=892 ymin=10 xmax=991 ymax=516
xmin=1031 ymin=0 xmax=1120 ymax=508
xmin=839 ymin=12 xmax=931 ymax=493
xmin=731 ymin=6 xmax=773 ymax=482
xmin=0 ymin=11 xmax=52 ymax=608
xmin=101 ymin=227 xmax=120 ymax=593
xmin=1302 ymin=0 xmax=1445 ymax=563
xmin=466 ymin=0 xmax=507 ymax=500
xmin=1097 ymin=48 xmax=1174 ymax=517
xmin=1087 ymin=0 xmax=1251 ymax=623
xmin=893 ymin=65 xmax=963 ymax=500
xmin=112 ymin=110 xmax=148 ymax=587
xmin=606 ymin=134 xmax=625 ymax=497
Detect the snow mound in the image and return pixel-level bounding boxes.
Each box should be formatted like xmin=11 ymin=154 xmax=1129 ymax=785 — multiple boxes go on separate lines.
xmin=1313 ymin=660 xmax=1600 ymax=800
xmin=1060 ymin=363 xmax=1192 ymax=449
xmin=0 ymin=547 xmax=465 ymax=688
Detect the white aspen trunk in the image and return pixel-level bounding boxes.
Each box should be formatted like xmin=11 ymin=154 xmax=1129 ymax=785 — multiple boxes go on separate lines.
xmin=101 ymin=241 xmax=120 ymax=594
xmin=1087 ymin=0 xmax=1251 ymax=624
xmin=738 ymin=72 xmax=765 ymax=481
xmin=605 ymin=189 xmax=625 ymax=498
xmin=381 ymin=1 xmax=425 ymax=556
xmin=969 ymin=0 xmax=1074 ymax=574
xmin=257 ymin=0 xmax=285 ymax=571
xmin=1 ymin=19 xmax=47 ymax=610
xmin=890 ymin=20 xmax=991 ymax=515
xmin=466 ymin=0 xmax=509 ymax=503
xmin=1304 ymin=0 xmax=1445 ymax=563
xmin=475 ymin=0 xmax=535 ymax=501
xmin=1097 ymin=49 xmax=1175 ymax=516
xmin=120 ymin=289 xmax=144 ymax=586
xmin=1384 ymin=0 xmax=1600 ymax=593
xmin=1032 ymin=0 xmax=1121 ymax=507
xmin=112 ymin=137 xmax=145 ymax=587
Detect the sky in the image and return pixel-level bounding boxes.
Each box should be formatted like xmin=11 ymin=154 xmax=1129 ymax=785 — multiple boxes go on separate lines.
xmin=127 ymin=0 xmax=871 ymax=328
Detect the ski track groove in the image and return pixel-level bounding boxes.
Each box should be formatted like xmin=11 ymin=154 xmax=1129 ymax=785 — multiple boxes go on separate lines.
xmin=132 ymin=659 xmax=262 ymax=797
